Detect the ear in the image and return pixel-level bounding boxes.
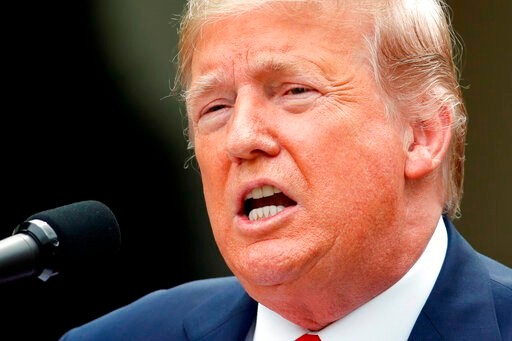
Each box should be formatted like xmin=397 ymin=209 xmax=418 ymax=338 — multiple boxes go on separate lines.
xmin=404 ymin=106 xmax=452 ymax=180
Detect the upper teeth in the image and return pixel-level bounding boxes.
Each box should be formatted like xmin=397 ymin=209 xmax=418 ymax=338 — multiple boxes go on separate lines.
xmin=245 ymin=185 xmax=284 ymax=222
xmin=245 ymin=185 xmax=282 ymax=200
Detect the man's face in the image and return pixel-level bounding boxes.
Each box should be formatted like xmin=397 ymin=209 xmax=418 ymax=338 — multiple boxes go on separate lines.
xmin=187 ymin=3 xmax=409 ymax=296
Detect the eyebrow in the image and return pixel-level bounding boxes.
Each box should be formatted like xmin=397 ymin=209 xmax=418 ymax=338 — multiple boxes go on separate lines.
xmin=185 ymin=56 xmax=323 ymax=107
xmin=184 ymin=70 xmax=230 ymax=108
xmin=249 ymin=55 xmax=322 ymax=80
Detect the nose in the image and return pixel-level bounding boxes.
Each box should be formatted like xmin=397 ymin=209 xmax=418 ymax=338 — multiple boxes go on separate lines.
xmin=225 ymin=89 xmax=280 ymax=163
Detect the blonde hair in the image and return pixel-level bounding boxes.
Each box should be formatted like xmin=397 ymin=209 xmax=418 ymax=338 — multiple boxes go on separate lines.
xmin=176 ymin=0 xmax=467 ymax=218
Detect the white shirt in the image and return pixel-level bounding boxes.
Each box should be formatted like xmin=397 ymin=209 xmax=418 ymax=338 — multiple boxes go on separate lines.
xmin=246 ymin=217 xmax=448 ymax=341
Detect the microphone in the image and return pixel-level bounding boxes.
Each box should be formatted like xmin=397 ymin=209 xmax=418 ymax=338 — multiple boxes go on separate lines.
xmin=0 ymin=200 xmax=121 ymax=284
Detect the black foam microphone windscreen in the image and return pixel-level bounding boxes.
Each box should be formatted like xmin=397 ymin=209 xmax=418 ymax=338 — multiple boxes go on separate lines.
xmin=0 ymin=200 xmax=121 ymax=283
xmin=25 ymin=200 xmax=121 ymax=271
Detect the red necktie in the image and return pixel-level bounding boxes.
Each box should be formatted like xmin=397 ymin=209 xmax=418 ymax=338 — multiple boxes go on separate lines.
xmin=296 ymin=334 xmax=321 ymax=341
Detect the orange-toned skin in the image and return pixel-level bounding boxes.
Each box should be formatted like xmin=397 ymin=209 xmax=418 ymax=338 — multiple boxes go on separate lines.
xmin=187 ymin=2 xmax=450 ymax=331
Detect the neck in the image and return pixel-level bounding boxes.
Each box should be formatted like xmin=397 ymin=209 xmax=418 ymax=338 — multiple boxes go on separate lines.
xmin=244 ymin=205 xmax=442 ymax=330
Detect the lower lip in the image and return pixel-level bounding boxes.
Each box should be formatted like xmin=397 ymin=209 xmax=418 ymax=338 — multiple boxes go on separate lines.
xmin=234 ymin=205 xmax=298 ymax=236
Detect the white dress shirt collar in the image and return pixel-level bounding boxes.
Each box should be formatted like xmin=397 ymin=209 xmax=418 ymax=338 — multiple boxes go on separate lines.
xmin=248 ymin=216 xmax=448 ymax=341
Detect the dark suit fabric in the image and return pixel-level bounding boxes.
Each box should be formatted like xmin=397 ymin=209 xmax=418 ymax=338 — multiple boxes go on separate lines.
xmin=60 ymin=217 xmax=511 ymax=340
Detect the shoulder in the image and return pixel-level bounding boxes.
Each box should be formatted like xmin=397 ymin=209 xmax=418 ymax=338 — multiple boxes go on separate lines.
xmin=479 ymin=253 xmax=512 ymax=290
xmin=117 ymin=276 xmax=248 ymax=315
xmin=151 ymin=276 xmax=247 ymax=305
xmin=478 ymin=254 xmax=512 ymax=336
xmin=60 ymin=276 xmax=248 ymax=341
xmin=479 ymin=254 xmax=512 ymax=285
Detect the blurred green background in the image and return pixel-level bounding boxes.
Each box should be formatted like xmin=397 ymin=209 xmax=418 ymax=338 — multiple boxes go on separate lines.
xmin=1 ymin=1 xmax=510 ymax=339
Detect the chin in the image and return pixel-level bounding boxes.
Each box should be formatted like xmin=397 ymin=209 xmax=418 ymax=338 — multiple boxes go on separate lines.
xmin=229 ymin=240 xmax=314 ymax=288
xmin=238 ymin=264 xmax=300 ymax=288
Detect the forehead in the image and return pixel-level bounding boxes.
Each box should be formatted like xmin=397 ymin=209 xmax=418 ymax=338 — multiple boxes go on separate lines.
xmin=188 ymin=2 xmax=371 ymax=82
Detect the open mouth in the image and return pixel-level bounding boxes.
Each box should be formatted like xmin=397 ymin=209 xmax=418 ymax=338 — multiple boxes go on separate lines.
xmin=243 ymin=185 xmax=297 ymax=221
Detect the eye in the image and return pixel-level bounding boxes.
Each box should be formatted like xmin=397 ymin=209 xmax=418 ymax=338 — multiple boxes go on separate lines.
xmin=205 ymin=104 xmax=227 ymax=114
xmin=276 ymin=83 xmax=320 ymax=114
xmin=285 ymin=87 xmax=312 ymax=95
xmin=196 ymin=100 xmax=232 ymax=133
xmin=199 ymin=101 xmax=231 ymax=118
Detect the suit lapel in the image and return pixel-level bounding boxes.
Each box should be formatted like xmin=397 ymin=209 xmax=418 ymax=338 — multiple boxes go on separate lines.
xmin=409 ymin=217 xmax=502 ymax=340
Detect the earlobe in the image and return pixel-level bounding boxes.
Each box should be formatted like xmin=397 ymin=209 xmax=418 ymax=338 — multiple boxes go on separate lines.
xmin=404 ymin=106 xmax=452 ymax=180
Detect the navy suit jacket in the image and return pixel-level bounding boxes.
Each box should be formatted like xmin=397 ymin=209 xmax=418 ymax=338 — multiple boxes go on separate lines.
xmin=61 ymin=217 xmax=512 ymax=340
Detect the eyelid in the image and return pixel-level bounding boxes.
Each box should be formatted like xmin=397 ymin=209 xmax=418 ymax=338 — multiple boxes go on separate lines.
xmin=281 ymin=83 xmax=316 ymax=96
xmin=286 ymin=87 xmax=311 ymax=95
xmin=200 ymin=99 xmax=231 ymax=118
xmin=206 ymin=104 xmax=226 ymax=113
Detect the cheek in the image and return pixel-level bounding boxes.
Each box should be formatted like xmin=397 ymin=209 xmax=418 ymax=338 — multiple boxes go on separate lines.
xmin=195 ymin=137 xmax=231 ymax=217
xmin=195 ymin=133 xmax=227 ymax=182
xmin=298 ymin=116 xmax=406 ymax=223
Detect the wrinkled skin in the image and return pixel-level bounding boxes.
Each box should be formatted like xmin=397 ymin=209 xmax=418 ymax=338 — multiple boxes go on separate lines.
xmin=187 ymin=2 xmax=448 ymax=330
